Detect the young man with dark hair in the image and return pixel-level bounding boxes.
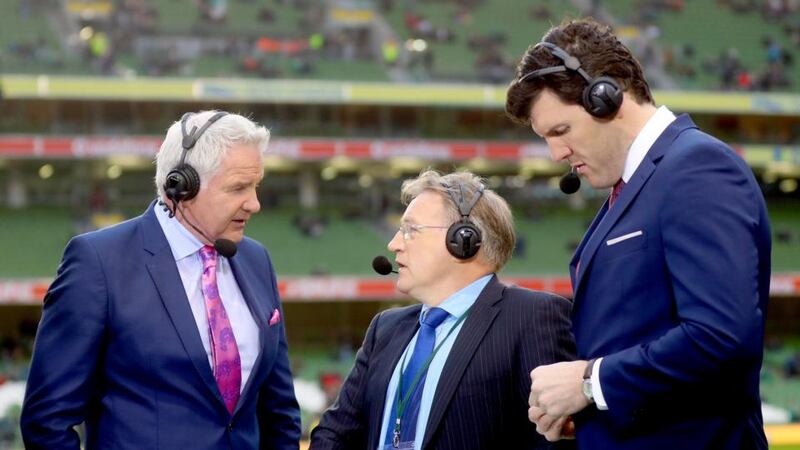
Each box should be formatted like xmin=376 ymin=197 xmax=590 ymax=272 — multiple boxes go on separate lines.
xmin=507 ymin=18 xmax=771 ymax=450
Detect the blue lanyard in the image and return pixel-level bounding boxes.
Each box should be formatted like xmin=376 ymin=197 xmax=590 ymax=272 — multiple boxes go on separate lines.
xmin=391 ymin=305 xmax=473 ymax=448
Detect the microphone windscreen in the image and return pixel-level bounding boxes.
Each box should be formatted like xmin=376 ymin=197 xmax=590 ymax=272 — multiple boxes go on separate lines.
xmin=559 ymin=171 xmax=581 ymax=194
xmin=372 ymin=256 xmax=394 ymax=275
xmin=214 ymin=239 xmax=238 ymax=258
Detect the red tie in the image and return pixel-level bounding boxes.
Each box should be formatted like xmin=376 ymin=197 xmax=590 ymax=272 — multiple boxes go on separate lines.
xmin=609 ymin=179 xmax=625 ymax=208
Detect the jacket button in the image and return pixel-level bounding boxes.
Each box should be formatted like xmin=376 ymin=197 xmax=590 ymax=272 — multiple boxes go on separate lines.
xmin=227 ymin=422 xmax=234 ymax=432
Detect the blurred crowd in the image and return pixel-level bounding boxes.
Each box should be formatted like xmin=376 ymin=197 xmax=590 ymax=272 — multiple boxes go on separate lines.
xmin=1 ymin=0 xmax=793 ymax=90
xmin=623 ymin=0 xmax=796 ymax=91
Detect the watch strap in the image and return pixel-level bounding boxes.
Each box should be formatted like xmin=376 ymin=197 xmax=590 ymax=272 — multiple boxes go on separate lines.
xmin=583 ymin=358 xmax=597 ymax=380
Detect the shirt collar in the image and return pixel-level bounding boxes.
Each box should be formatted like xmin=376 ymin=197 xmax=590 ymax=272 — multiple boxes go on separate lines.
xmin=154 ymin=200 xmax=205 ymax=261
xmin=420 ymin=274 xmax=493 ymax=323
xmin=621 ymin=105 xmax=676 ymax=183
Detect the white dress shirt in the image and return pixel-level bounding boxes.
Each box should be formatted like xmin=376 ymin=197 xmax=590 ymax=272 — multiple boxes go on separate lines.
xmin=591 ymin=106 xmax=676 ymax=410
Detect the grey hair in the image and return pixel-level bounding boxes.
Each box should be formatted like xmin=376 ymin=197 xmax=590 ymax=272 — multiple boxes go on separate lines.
xmin=400 ymin=170 xmax=516 ymax=272
xmin=154 ymin=110 xmax=270 ymax=198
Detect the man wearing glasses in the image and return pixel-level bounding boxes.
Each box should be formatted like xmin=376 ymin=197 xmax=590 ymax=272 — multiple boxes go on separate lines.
xmin=310 ymin=170 xmax=576 ymax=450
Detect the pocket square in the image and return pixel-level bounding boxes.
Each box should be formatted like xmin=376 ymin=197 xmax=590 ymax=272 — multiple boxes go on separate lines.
xmin=268 ymin=308 xmax=281 ymax=326
xmin=606 ymin=230 xmax=643 ymax=246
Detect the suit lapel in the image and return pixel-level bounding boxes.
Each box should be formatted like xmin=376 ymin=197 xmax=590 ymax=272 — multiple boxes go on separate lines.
xmin=229 ymin=255 xmax=269 ymax=414
xmin=570 ymin=204 xmax=608 ymax=287
xmin=368 ymin=308 xmax=421 ymax=447
xmin=571 ymin=159 xmax=655 ymax=297
xmin=572 ymin=114 xmax=697 ymax=300
xmin=422 ymin=276 xmax=503 ymax=448
xmin=141 ymin=205 xmax=223 ymax=407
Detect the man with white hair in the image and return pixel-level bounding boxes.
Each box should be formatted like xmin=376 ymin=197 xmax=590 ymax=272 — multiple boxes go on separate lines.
xmin=21 ymin=111 xmax=301 ymax=449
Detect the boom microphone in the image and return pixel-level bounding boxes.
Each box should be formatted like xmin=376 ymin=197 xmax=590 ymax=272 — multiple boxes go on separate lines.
xmin=212 ymin=239 xmax=238 ymax=259
xmin=162 ymin=200 xmax=238 ymax=258
xmin=372 ymin=256 xmax=397 ymax=275
xmin=559 ymin=167 xmax=581 ymax=194
xmin=180 ymin=205 xmax=238 ymax=258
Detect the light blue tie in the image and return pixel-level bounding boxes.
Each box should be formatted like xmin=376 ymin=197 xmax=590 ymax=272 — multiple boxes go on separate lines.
xmin=385 ymin=307 xmax=450 ymax=447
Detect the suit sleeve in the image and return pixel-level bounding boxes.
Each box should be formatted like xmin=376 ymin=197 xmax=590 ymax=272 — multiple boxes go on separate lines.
xmin=20 ymin=236 xmax=108 ymax=450
xmin=598 ymin=140 xmax=768 ymax=427
xmin=258 ymin=249 xmax=302 ymax=450
xmin=519 ymin=293 xmax=577 ymax=450
xmin=309 ymin=311 xmax=382 ymax=449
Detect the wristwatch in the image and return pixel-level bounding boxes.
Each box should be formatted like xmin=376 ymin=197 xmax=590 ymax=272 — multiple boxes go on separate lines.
xmin=582 ymin=358 xmax=597 ymax=403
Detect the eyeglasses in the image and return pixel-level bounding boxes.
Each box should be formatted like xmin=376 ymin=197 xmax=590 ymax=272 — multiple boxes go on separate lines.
xmin=397 ymin=223 xmax=449 ymax=241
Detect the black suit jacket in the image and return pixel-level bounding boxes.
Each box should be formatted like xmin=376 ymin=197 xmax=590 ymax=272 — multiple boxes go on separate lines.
xmin=310 ymin=275 xmax=576 ymax=450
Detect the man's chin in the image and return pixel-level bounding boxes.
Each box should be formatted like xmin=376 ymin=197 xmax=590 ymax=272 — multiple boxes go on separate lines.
xmin=219 ymin=231 xmax=245 ymax=243
xmin=587 ymin=179 xmax=611 ymax=190
xmin=395 ymin=281 xmax=411 ymax=295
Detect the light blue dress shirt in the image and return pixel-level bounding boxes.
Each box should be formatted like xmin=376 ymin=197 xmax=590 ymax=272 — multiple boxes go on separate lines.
xmin=154 ymin=202 xmax=260 ymax=392
xmin=377 ymin=274 xmax=493 ymax=449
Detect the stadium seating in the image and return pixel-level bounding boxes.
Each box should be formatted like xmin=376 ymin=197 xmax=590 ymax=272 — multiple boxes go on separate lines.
xmin=604 ymin=0 xmax=799 ymax=90
xmin=0 ymin=1 xmax=77 ymax=75
xmin=1 ymin=202 xmax=798 ymax=277
xmin=1 ymin=0 xmax=796 ymax=89
xmin=763 ymin=343 xmax=800 ymax=423
xmin=383 ymin=0 xmax=580 ymax=82
xmin=1 ymin=3 xmax=799 ymax=448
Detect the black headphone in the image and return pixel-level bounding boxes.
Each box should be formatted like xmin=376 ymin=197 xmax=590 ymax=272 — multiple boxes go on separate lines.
xmin=444 ymin=184 xmax=484 ymax=260
xmin=519 ymin=42 xmax=623 ymax=119
xmin=163 ymin=111 xmax=228 ymax=216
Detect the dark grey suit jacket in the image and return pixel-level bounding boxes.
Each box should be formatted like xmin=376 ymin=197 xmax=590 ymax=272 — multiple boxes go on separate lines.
xmin=310 ymin=275 xmax=576 ymax=450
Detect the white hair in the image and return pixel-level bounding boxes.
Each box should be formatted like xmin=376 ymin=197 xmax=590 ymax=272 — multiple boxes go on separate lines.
xmin=154 ymin=110 xmax=270 ymax=198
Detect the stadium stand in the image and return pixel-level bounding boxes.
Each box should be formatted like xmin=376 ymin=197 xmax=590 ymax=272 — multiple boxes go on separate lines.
xmin=382 ymin=0 xmax=581 ymax=82
xmin=0 ymin=1 xmax=73 ymax=74
xmin=1 ymin=201 xmax=798 ymax=277
xmin=603 ymin=0 xmax=798 ymax=90
xmin=1 ymin=2 xmax=800 ymax=449
xmin=1 ymin=0 xmax=796 ymax=89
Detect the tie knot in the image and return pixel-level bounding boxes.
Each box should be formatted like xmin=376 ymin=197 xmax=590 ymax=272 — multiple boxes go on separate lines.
xmin=198 ymin=245 xmax=217 ymax=270
xmin=613 ymin=179 xmax=626 ymax=194
xmin=609 ymin=179 xmax=626 ymax=208
xmin=422 ymin=307 xmax=449 ymax=328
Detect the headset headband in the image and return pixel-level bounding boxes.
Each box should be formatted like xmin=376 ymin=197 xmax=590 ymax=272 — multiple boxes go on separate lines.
xmin=518 ymin=42 xmax=594 ymax=85
xmin=179 ymin=111 xmax=228 ymax=162
xmin=453 ymin=184 xmax=484 ymax=219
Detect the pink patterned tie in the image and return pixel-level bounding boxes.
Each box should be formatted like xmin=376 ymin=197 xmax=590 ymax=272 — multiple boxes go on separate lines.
xmin=198 ymin=245 xmax=241 ymax=414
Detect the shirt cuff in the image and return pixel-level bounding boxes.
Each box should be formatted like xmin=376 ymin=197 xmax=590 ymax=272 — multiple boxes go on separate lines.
xmin=592 ymin=357 xmax=608 ymax=410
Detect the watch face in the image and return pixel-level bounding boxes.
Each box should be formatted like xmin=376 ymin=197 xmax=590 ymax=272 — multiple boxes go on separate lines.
xmin=582 ymin=379 xmax=593 ymax=401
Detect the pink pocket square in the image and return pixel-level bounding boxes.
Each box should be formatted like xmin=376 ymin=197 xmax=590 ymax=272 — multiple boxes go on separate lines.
xmin=268 ymin=308 xmax=281 ymax=326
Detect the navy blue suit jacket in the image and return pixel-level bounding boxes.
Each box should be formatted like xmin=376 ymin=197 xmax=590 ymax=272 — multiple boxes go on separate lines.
xmin=310 ymin=276 xmax=577 ymax=450
xmin=571 ymin=115 xmax=771 ymax=449
xmin=21 ymin=203 xmax=301 ymax=450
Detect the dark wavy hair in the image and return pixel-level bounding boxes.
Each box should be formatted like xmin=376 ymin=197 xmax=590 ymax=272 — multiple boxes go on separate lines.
xmin=505 ymin=18 xmax=654 ymax=125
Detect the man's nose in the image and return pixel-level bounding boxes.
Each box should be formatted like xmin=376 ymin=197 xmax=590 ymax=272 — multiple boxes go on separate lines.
xmin=387 ymin=229 xmax=403 ymax=253
xmin=244 ymin=190 xmax=261 ymax=214
xmin=548 ymin=139 xmax=571 ymax=162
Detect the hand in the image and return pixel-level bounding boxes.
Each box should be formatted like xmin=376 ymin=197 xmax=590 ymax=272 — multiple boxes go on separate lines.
xmin=529 ymin=360 xmax=590 ymax=419
xmin=528 ymin=405 xmax=576 ymax=441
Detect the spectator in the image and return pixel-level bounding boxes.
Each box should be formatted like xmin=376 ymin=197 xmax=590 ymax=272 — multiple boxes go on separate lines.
xmin=196 ymin=0 xmax=227 ymax=24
